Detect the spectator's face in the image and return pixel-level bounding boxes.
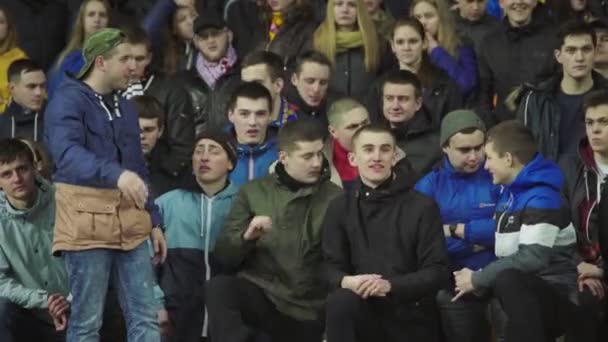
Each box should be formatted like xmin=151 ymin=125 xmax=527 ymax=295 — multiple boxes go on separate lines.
xmin=228 ymin=97 xmax=272 ymax=145
xmin=279 ymin=140 xmax=324 ymax=184
xmin=585 ymin=104 xmax=608 ymax=155
xmin=173 ymin=6 xmax=198 ymax=41
xmin=104 ymin=43 xmax=136 ymax=91
xmin=0 ymin=156 xmax=37 ymax=205
xmin=10 ymin=71 xmax=46 ymax=112
xmin=594 ymin=29 xmax=608 ymax=66
xmin=571 ymin=0 xmax=587 ymax=11
xmin=83 ymin=0 xmax=109 ymax=38
xmin=413 ymin=1 xmax=439 ymax=37
xmin=291 ymin=62 xmax=330 ymax=107
xmin=391 ymin=25 xmax=425 ymax=68
xmin=484 ymin=141 xmax=512 ymax=185
xmin=329 ymin=107 xmax=370 ymax=151
xmin=267 ymin=0 xmax=296 ymax=12
xmin=382 ymin=82 xmax=422 ymax=126
xmin=334 ymin=0 xmax=358 ymax=30
xmin=556 ymin=34 xmax=595 ymax=81
xmin=443 ymin=130 xmax=486 ymax=174
xmin=500 ymin=0 xmax=537 ymax=28
xmin=241 ymin=64 xmax=283 ymax=101
xmin=0 ymin=10 xmax=8 ymax=42
xmin=457 ymin=0 xmax=487 ymax=21
xmin=192 ymin=138 xmax=233 ymax=184
xmin=350 ymin=131 xmax=396 ymax=187
xmin=363 ymin=0 xmax=382 ymax=16
xmin=139 ymin=118 xmax=163 ymax=155
xmin=130 ymin=43 xmax=152 ymax=82
xmin=193 ymin=27 xmax=231 ymax=63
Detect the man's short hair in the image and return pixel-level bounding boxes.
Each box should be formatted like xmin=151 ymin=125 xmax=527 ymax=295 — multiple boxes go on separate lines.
xmin=132 ymin=95 xmax=165 ymax=128
xmin=294 ymin=51 xmax=332 ymax=75
xmin=351 ymin=123 xmax=397 ymax=148
xmin=121 ymin=24 xmax=152 ymax=52
xmin=583 ymin=89 xmax=608 ymax=113
xmin=486 ymin=120 xmax=537 ymax=165
xmin=327 ymin=97 xmax=366 ymax=127
xmin=278 ymin=118 xmax=325 ymax=153
xmin=228 ymin=81 xmax=273 ymax=112
xmin=0 ymin=138 xmax=35 ymax=166
xmin=381 ymin=70 xmax=423 ymax=98
xmin=241 ymin=51 xmax=284 ymax=81
xmin=557 ymin=20 xmax=596 ymax=48
xmin=8 ymin=59 xmax=44 ymax=83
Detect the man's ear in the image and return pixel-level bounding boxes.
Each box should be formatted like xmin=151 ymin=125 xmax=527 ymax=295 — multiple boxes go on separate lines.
xmin=278 ymin=150 xmax=287 ymax=164
xmin=554 ymin=49 xmax=562 ymax=65
xmin=291 ymin=72 xmax=298 ymax=87
xmin=505 ymin=151 xmax=514 ymax=167
xmin=348 ymin=151 xmax=357 ymax=167
xmin=274 ymin=77 xmax=284 ymax=94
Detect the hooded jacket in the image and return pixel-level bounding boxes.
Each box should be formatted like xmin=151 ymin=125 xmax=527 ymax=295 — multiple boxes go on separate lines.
xmin=44 ymin=75 xmax=161 ymax=226
xmin=561 ymin=139 xmax=608 ymax=264
xmin=215 ymin=162 xmax=342 ymax=321
xmin=227 ymin=125 xmax=279 ymax=188
xmin=322 ymin=169 xmax=449 ymax=318
xmin=0 ymin=178 xmax=68 ymax=322
xmin=47 ymin=50 xmax=84 ymax=100
xmin=472 ymin=154 xmax=578 ymax=297
xmin=0 ymin=100 xmax=45 ymax=142
xmin=393 ymin=108 xmax=443 ymax=176
xmin=416 ymin=159 xmax=498 ymax=272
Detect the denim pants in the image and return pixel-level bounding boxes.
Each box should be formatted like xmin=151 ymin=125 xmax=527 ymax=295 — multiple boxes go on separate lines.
xmin=64 ymin=242 xmax=160 ymax=342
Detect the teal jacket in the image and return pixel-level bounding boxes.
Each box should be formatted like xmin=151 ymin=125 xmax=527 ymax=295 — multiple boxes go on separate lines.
xmin=0 ymin=179 xmax=69 ymax=314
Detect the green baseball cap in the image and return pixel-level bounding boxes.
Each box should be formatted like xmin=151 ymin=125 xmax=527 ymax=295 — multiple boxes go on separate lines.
xmin=76 ymin=28 xmax=126 ymax=79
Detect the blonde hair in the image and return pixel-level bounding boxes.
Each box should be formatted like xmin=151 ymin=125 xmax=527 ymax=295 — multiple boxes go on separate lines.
xmin=410 ymin=0 xmax=461 ymax=58
xmin=313 ymin=0 xmax=380 ymax=72
xmin=55 ymin=0 xmax=111 ymax=70
xmin=0 ymin=6 xmax=18 ymax=55
xmin=327 ymin=97 xmax=367 ymax=126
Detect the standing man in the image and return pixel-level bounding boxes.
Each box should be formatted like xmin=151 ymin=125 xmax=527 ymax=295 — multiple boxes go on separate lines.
xmin=206 ymin=119 xmax=342 ymax=342
xmin=44 ymin=28 xmax=167 ymax=342
xmin=0 ymin=59 xmax=47 ymax=142
xmin=323 ymin=124 xmax=449 ymax=342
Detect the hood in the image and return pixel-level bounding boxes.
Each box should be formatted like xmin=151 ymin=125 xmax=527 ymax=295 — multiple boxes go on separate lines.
xmin=508 ymin=153 xmax=563 ymax=194
xmin=4 ymin=100 xmax=45 ymax=124
xmin=0 ymin=177 xmax=53 ymax=219
xmin=578 ymin=138 xmax=598 ymax=171
xmin=226 ymin=124 xmax=279 ymax=156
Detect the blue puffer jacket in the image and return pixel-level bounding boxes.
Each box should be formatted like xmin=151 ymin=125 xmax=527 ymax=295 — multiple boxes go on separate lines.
xmin=47 ymin=50 xmax=84 ymax=100
xmin=227 ymin=125 xmax=279 ymax=188
xmin=416 ymin=158 xmax=498 ymax=272
xmin=44 ymin=75 xmax=161 ymax=226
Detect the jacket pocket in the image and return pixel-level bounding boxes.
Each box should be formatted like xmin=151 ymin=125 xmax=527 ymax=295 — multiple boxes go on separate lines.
xmin=69 ymin=190 xmax=121 ymax=243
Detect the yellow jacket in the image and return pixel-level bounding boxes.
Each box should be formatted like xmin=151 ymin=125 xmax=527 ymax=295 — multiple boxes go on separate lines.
xmin=0 ymin=48 xmax=27 ymax=113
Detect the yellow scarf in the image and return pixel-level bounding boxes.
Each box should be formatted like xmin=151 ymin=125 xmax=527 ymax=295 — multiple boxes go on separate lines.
xmin=269 ymin=11 xmax=284 ymax=42
xmin=335 ymin=30 xmax=364 ymax=54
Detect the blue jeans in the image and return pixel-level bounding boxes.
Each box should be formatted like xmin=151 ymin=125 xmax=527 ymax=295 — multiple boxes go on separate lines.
xmin=65 ymin=242 xmax=160 ymax=342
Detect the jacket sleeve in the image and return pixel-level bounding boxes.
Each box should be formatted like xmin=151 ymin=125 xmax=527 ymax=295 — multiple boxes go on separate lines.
xmin=464 ymin=218 xmax=496 ymax=247
xmin=322 ymin=197 xmax=352 ymax=290
xmin=142 ymin=0 xmax=177 ymax=50
xmin=0 ymin=247 xmax=48 ymax=309
xmin=474 ymin=43 xmax=496 ymax=126
xmin=387 ymin=200 xmax=450 ymax=302
xmin=429 ymin=46 xmax=478 ymax=97
xmin=214 ymin=187 xmax=257 ymax=268
xmin=43 ymin=95 xmax=124 ymax=188
xmin=160 ymin=83 xmax=196 ymax=175
xmin=472 ymin=195 xmax=566 ymax=288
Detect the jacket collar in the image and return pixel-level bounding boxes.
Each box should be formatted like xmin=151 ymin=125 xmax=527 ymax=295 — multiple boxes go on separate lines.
xmin=226 ymin=124 xmax=279 ymax=156
xmin=507 ymin=153 xmax=563 ymax=194
xmin=0 ymin=177 xmax=52 ymax=218
xmin=392 ymin=107 xmax=434 ymax=141
xmin=441 ymin=157 xmax=486 ymax=178
xmin=4 ymin=100 xmax=43 ymax=124
xmin=356 ymin=166 xmax=415 ymax=201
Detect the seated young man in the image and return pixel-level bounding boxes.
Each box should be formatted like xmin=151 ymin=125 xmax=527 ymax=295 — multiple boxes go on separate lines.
xmin=227 ymin=81 xmax=279 ymax=188
xmin=416 ymin=110 xmax=499 ymax=342
xmin=453 ymin=120 xmax=578 ymax=342
xmin=155 ymin=131 xmax=239 ymax=342
xmin=322 ymin=124 xmax=449 ymax=342
xmin=561 ymin=89 xmax=608 ymax=341
xmin=286 ymin=51 xmax=332 ymax=125
xmin=0 ymin=138 xmax=69 ymax=342
xmin=206 ymin=119 xmax=342 ymax=342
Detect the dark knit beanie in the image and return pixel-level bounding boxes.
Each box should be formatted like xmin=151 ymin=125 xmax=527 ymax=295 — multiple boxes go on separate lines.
xmin=440 ymin=110 xmax=486 ymax=147
xmin=194 ymin=131 xmax=238 ymax=166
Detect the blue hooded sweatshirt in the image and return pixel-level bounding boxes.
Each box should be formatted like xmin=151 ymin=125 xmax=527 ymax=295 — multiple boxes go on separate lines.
xmin=226 ymin=125 xmax=279 ymax=188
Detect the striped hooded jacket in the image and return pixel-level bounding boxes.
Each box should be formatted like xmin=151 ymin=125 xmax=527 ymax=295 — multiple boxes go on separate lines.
xmin=472 ymin=154 xmax=578 ymax=296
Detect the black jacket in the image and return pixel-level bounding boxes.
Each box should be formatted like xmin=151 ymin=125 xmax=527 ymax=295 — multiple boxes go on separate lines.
xmin=511 ymin=71 xmax=608 ymax=161
xmin=179 ymin=67 xmax=241 ymax=134
xmin=454 ymin=14 xmax=500 ymax=60
xmin=0 ymin=0 xmax=68 ymax=70
xmin=322 ymin=170 xmax=449 ymax=313
xmin=393 ymin=109 xmax=442 ymax=176
xmin=146 ymin=139 xmax=190 ymax=199
xmin=145 ymin=73 xmax=196 ymax=174
xmin=0 ymin=101 xmax=45 ymax=142
xmin=476 ymin=16 xmax=557 ymax=124
xmin=283 ymin=83 xmax=328 ymax=127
